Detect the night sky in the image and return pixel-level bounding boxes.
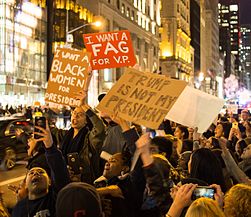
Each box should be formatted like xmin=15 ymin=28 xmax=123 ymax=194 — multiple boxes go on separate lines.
xmin=240 ymin=0 xmax=251 ymax=24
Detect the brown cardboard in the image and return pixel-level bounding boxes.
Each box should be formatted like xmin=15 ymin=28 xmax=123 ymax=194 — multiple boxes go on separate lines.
xmin=97 ymin=68 xmax=187 ymax=129
xmin=45 ymin=48 xmax=91 ymax=107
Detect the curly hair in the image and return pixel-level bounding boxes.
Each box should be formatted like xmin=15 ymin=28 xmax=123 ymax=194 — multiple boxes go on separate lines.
xmin=224 ymin=184 xmax=251 ymax=217
xmin=185 ymin=197 xmax=225 ymax=217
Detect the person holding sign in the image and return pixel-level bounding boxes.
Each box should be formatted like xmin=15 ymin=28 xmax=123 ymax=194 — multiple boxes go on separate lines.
xmin=60 ymin=89 xmax=106 ymax=184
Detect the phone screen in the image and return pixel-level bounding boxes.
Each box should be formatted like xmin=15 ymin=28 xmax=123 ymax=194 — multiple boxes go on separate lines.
xmin=34 ymin=117 xmax=46 ymax=139
xmin=192 ymin=187 xmax=215 ymax=200
xmin=67 ymin=152 xmax=81 ymax=175
xmin=232 ymin=122 xmax=238 ymax=129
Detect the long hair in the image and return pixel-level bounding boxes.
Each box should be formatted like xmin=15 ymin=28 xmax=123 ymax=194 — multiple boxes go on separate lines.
xmin=190 ymin=148 xmax=227 ymax=192
xmin=224 ymin=184 xmax=251 ymax=217
xmin=185 ymin=198 xmax=225 ymax=217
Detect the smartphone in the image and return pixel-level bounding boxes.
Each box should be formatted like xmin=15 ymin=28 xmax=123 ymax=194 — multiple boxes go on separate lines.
xmin=67 ymin=152 xmax=81 ymax=175
xmin=34 ymin=116 xmax=46 ymax=139
xmin=232 ymin=122 xmax=238 ymax=129
xmin=192 ymin=186 xmax=215 ymax=200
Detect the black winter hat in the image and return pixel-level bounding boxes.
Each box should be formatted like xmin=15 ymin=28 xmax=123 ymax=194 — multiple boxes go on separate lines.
xmin=98 ymin=93 xmax=106 ymax=102
xmin=56 ymin=182 xmax=102 ymax=217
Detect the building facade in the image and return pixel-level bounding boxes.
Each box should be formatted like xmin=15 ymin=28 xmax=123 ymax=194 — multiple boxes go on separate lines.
xmin=0 ymin=0 xmax=47 ymax=106
xmin=240 ymin=25 xmax=251 ymax=90
xmin=218 ymin=0 xmax=240 ymax=78
xmin=159 ymin=0 xmax=194 ymax=84
xmin=190 ymin=0 xmax=200 ymax=74
xmin=82 ymin=0 xmax=161 ymax=105
xmin=202 ymin=0 xmax=220 ymax=96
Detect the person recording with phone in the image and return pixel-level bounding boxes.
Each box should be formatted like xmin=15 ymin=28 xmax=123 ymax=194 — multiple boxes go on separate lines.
xmin=12 ymin=121 xmax=70 ymax=217
xmin=57 ymin=73 xmax=105 ymax=184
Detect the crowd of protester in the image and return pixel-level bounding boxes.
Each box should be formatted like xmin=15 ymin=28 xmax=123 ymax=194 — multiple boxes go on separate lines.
xmin=0 ymin=92 xmax=251 ymax=217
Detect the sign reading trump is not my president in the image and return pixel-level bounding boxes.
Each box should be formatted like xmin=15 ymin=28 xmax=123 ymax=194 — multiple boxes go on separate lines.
xmin=97 ymin=68 xmax=187 ymax=129
xmin=45 ymin=48 xmax=91 ymax=107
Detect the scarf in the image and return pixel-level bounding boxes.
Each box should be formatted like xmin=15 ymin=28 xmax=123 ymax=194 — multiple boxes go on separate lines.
xmin=61 ymin=127 xmax=89 ymax=159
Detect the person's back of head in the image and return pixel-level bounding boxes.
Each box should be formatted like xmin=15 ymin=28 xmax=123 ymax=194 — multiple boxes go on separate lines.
xmin=152 ymin=155 xmax=171 ymax=181
xmin=224 ymin=184 xmax=251 ymax=217
xmin=185 ymin=197 xmax=225 ymax=217
xmin=151 ymin=136 xmax=173 ymax=160
xmin=190 ymin=148 xmax=226 ymax=192
xmin=178 ymin=151 xmax=192 ymax=171
xmin=56 ymin=182 xmax=102 ymax=217
xmin=181 ymin=139 xmax=193 ymax=153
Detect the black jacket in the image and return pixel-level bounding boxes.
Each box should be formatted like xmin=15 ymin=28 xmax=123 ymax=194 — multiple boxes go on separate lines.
xmin=60 ymin=109 xmax=105 ymax=184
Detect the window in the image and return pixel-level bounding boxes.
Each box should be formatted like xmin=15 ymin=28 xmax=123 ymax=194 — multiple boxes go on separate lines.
xmin=117 ymin=0 xmax=120 ymax=9
xmin=104 ymin=68 xmax=112 ymax=82
xmin=137 ymin=37 xmax=141 ymax=49
xmin=126 ymin=7 xmax=130 ymax=17
xmin=131 ymin=10 xmax=135 ymax=20
xmin=145 ymin=42 xmax=148 ymax=53
xmin=121 ymin=3 xmax=125 ymax=13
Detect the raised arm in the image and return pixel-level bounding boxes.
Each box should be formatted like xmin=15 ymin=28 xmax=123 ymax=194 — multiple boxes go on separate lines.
xmin=219 ymin=138 xmax=251 ymax=185
xmin=136 ymin=133 xmax=172 ymax=215
xmin=35 ymin=122 xmax=70 ymax=192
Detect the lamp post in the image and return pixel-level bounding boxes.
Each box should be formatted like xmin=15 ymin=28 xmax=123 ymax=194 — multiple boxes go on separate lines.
xmin=66 ymin=20 xmax=102 ymax=44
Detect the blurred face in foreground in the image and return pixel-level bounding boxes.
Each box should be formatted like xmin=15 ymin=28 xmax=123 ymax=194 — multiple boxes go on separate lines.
xmin=25 ymin=167 xmax=50 ymax=199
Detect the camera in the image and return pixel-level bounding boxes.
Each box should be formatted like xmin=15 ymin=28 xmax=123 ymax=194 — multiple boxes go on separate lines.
xmin=67 ymin=152 xmax=81 ymax=175
xmin=34 ymin=116 xmax=46 ymax=139
xmin=192 ymin=186 xmax=215 ymax=200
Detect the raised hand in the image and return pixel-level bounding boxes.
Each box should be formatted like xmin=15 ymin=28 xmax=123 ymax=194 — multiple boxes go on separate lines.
xmin=34 ymin=121 xmax=53 ymax=148
xmin=74 ymin=90 xmax=88 ymax=106
xmin=136 ymin=133 xmax=151 ymax=151
xmin=110 ymin=113 xmax=130 ymax=132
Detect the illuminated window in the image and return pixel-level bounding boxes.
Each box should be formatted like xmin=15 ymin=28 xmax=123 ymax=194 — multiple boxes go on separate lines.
xmin=131 ymin=10 xmax=135 ymax=20
xmin=126 ymin=7 xmax=130 ymax=17
xmin=230 ymin=20 xmax=238 ymax=24
xmin=121 ymin=3 xmax=125 ymax=13
xmin=230 ymin=4 xmax=238 ymax=12
xmin=104 ymin=68 xmax=112 ymax=82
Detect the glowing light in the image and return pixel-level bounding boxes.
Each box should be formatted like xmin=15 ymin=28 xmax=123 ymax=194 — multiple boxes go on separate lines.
xmin=22 ymin=2 xmax=42 ymax=19
xmin=16 ymin=12 xmax=38 ymax=28
xmin=93 ymin=21 xmax=102 ymax=27
xmin=198 ymin=72 xmax=204 ymax=82
xmin=162 ymin=50 xmax=172 ymax=57
xmin=20 ymin=37 xmax=27 ymax=49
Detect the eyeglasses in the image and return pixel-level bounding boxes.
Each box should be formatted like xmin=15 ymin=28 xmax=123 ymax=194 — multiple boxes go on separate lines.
xmin=71 ymin=111 xmax=85 ymax=118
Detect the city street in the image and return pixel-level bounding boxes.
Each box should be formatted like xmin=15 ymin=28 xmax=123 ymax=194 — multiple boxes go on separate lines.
xmin=0 ymin=164 xmax=26 ymax=209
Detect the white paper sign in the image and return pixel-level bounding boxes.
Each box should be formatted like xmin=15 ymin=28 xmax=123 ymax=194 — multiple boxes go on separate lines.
xmin=166 ymin=86 xmax=225 ymax=133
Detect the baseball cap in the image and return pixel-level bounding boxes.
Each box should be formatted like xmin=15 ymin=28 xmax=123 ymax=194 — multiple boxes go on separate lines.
xmin=56 ymin=182 xmax=102 ymax=217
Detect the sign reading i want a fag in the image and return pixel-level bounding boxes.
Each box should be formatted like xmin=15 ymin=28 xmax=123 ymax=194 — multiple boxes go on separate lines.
xmin=83 ymin=30 xmax=136 ymax=70
xmin=45 ymin=48 xmax=91 ymax=107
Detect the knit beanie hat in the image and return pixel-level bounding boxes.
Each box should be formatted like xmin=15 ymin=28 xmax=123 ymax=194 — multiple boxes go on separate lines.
xmin=56 ymin=182 xmax=102 ymax=217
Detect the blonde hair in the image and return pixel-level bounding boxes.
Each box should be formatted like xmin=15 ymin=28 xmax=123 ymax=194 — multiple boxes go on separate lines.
xmin=185 ymin=198 xmax=225 ymax=217
xmin=224 ymin=184 xmax=251 ymax=217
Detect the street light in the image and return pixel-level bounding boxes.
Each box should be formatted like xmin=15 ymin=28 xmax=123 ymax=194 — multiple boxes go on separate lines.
xmin=66 ymin=18 xmax=104 ymax=44
xmin=67 ymin=21 xmax=102 ymax=34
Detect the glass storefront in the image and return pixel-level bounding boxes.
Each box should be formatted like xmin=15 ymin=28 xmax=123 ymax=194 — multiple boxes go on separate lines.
xmin=0 ymin=0 xmax=47 ymax=106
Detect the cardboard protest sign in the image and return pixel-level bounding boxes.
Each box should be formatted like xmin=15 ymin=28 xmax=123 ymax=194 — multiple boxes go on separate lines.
xmin=45 ymin=48 xmax=91 ymax=107
xmin=166 ymin=86 xmax=225 ymax=133
xmin=83 ymin=30 xmax=136 ymax=70
xmin=96 ymin=68 xmax=187 ymax=129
